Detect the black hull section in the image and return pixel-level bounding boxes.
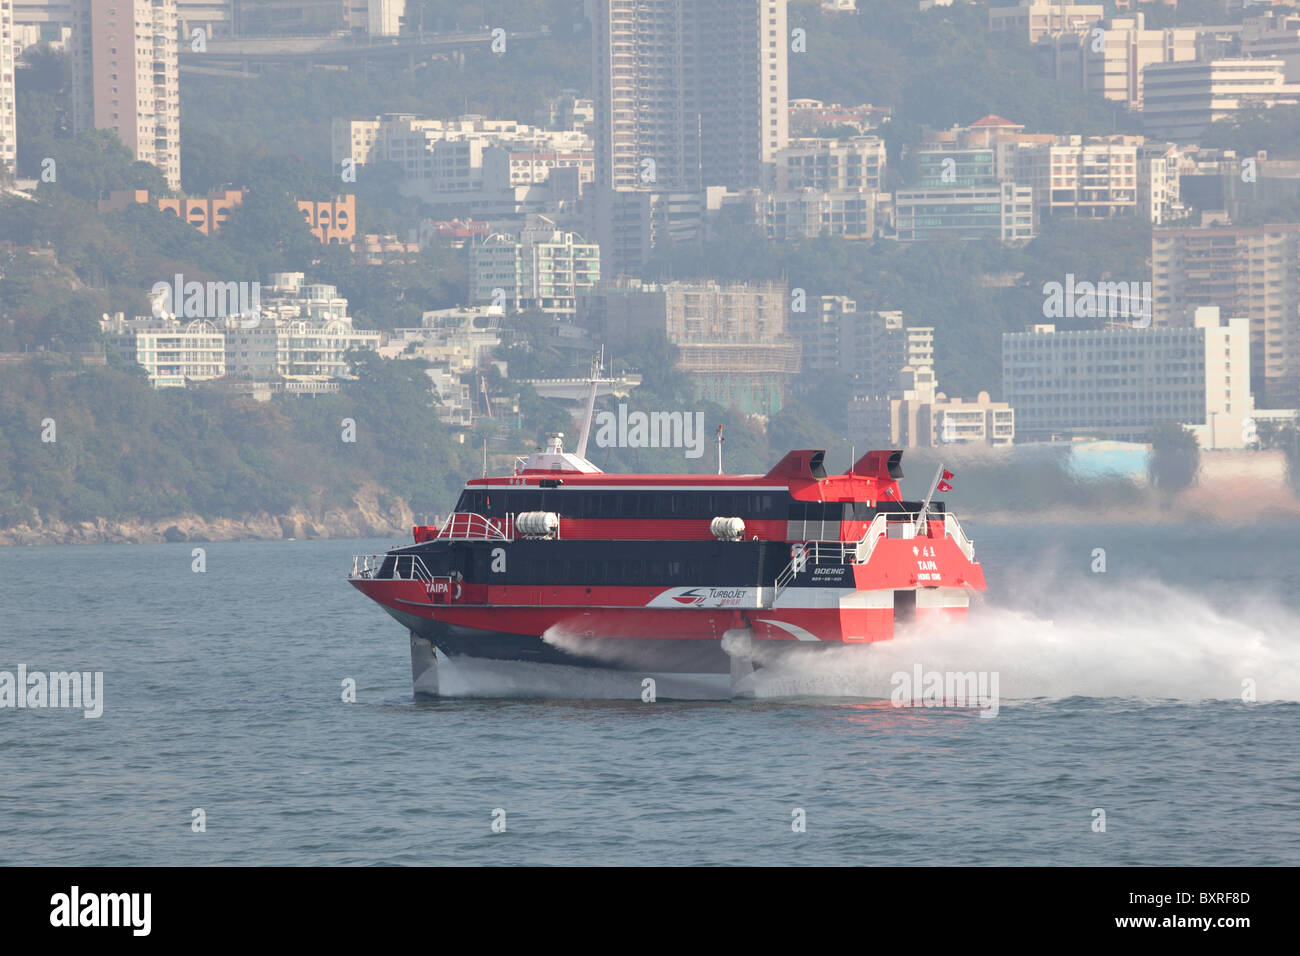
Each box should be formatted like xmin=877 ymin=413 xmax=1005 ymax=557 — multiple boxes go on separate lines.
xmin=382 ymin=605 xmax=732 ymax=675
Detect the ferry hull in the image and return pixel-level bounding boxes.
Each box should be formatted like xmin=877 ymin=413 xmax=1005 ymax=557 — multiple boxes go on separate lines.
xmin=361 ymin=583 xmax=966 ymax=699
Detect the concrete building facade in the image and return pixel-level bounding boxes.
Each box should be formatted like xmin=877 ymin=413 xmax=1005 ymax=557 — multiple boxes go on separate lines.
xmin=1 ymin=0 xmax=16 ymax=176
xmin=1152 ymin=223 xmax=1300 ymax=405
xmin=470 ymin=216 xmax=601 ymax=318
xmin=71 ymin=0 xmax=181 ymax=191
xmin=579 ymin=277 xmax=800 ymax=416
xmin=588 ymin=0 xmax=788 ymax=192
xmin=1002 ymin=308 xmax=1254 ymax=446
xmin=1142 ymin=59 xmax=1300 ymax=140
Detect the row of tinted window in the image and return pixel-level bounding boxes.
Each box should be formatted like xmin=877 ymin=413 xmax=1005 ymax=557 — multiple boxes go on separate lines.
xmin=455 ymin=490 xmax=786 ymax=519
xmin=517 ymin=558 xmax=710 ymax=586
xmin=452 ymin=490 xmax=926 ymax=521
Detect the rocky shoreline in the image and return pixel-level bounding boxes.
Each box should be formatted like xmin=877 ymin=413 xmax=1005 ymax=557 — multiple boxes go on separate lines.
xmin=0 ymin=485 xmax=416 ymax=547
xmin=4 ymin=482 xmax=1298 ymax=546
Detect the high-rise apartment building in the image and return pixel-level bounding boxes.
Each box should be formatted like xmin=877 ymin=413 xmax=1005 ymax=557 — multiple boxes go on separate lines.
xmin=70 ymin=0 xmax=181 ymax=191
xmin=1152 ymin=223 xmax=1300 ymax=405
xmin=588 ymin=0 xmax=788 ymax=192
xmin=1 ymin=0 xmax=16 ymax=176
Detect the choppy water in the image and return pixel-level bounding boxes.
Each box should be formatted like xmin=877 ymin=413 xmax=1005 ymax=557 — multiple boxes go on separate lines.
xmin=1 ymin=523 xmax=1298 ymax=865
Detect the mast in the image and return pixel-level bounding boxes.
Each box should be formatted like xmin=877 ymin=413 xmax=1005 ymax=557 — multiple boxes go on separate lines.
xmin=575 ymin=346 xmax=607 ymax=460
xmin=914 ymin=462 xmax=945 ymax=536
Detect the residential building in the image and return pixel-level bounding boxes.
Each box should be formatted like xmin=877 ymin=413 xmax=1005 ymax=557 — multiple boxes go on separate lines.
xmin=760 ymin=188 xmax=875 ymax=239
xmin=298 ymin=195 xmax=356 ymax=244
xmin=787 ymin=98 xmax=890 ymax=136
xmin=1038 ymin=14 xmax=1196 ymax=106
xmin=156 ymin=189 xmax=244 ymax=234
xmin=1241 ymin=10 xmax=1300 ymax=81
xmin=588 ymin=0 xmax=788 ymax=192
xmin=1138 ymin=141 xmax=1184 ymax=224
xmin=921 ymin=114 xmax=1055 ymax=183
xmin=224 ymin=274 xmax=380 ymax=381
xmin=848 ymin=367 xmax=1013 ymax=448
xmin=988 ymin=1 xmax=1104 ymax=43
xmin=96 ymin=189 xmax=357 ymax=242
xmin=469 ymin=216 xmax=600 ymax=318
xmin=364 ymin=0 xmax=403 ymax=36
xmin=332 ymin=114 xmax=592 ymax=205
xmin=1013 ymin=137 xmax=1139 ymax=218
xmin=1003 ymin=309 xmax=1254 ymax=446
xmin=106 ymin=316 xmax=227 ymax=388
xmin=773 ymin=136 xmax=886 ymax=192
xmin=1152 ymin=223 xmax=1300 ymax=404
xmin=70 ymin=0 xmax=181 ymax=191
xmin=893 ymin=181 xmax=1036 ymax=242
xmin=579 ymin=277 xmax=800 ymax=416
xmin=1 ymin=0 xmax=16 ymax=176
xmin=587 ymin=186 xmax=708 ymax=276
xmin=1142 ymin=59 xmax=1300 ymax=140
xmin=790 ymin=302 xmax=933 ymax=392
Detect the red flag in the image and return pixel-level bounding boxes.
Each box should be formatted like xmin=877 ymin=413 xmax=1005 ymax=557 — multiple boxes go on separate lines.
xmin=941 ymin=469 xmax=954 ymax=481
xmin=936 ymin=480 xmax=952 ymax=493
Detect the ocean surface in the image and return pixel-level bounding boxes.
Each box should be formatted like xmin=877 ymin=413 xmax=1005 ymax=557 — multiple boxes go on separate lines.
xmin=2 ymin=522 xmax=1298 ymax=866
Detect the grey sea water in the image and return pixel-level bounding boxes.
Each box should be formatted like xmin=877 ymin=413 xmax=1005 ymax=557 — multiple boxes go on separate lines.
xmin=1 ymin=522 xmax=1298 ymax=866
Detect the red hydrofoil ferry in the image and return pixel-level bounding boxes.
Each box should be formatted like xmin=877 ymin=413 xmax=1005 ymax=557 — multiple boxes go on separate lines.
xmin=349 ymin=392 xmax=986 ymax=699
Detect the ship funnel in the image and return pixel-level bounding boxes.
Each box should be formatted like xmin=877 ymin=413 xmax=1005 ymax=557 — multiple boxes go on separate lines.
xmin=850 ymin=449 xmax=904 ymax=479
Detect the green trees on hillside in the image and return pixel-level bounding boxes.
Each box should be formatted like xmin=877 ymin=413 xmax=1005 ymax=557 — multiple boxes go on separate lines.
xmin=0 ymin=353 xmax=477 ymax=526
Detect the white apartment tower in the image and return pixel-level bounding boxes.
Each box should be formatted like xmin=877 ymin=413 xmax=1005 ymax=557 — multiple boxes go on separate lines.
xmin=71 ymin=0 xmax=181 ymax=191
xmin=1 ymin=0 xmax=16 ymax=176
xmin=588 ymin=0 xmax=788 ymax=191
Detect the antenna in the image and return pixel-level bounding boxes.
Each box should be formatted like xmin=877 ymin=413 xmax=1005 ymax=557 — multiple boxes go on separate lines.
xmin=482 ymin=437 xmax=488 ymax=478
xmin=716 ymin=424 xmax=725 ymax=475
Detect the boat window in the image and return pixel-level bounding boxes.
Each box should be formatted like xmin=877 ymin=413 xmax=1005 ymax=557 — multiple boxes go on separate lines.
xmin=624 ymin=559 xmax=642 ymax=583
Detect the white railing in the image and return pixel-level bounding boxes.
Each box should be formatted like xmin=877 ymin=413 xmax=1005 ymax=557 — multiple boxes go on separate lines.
xmin=771 ymin=510 xmax=978 ymax=601
xmin=435 ymin=512 xmax=513 ymax=541
xmin=853 ymin=512 xmax=889 ymax=564
xmin=944 ymin=513 xmax=976 ymax=562
xmin=773 ymin=539 xmax=851 ymax=597
xmin=350 ymin=552 xmax=436 ymax=581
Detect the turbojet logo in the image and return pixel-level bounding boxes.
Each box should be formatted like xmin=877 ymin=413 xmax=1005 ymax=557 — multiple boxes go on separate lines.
xmin=672 ymin=588 xmax=710 ymax=606
xmin=1042 ymin=273 xmax=1151 ymax=327
xmin=150 ymin=273 xmax=261 ymax=327
xmin=50 ymin=887 xmax=151 ymax=936
xmin=594 ymin=404 xmax=705 ymax=459
xmin=0 ymin=666 xmax=103 ymax=718
xmin=890 ymin=664 xmax=999 ymax=718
